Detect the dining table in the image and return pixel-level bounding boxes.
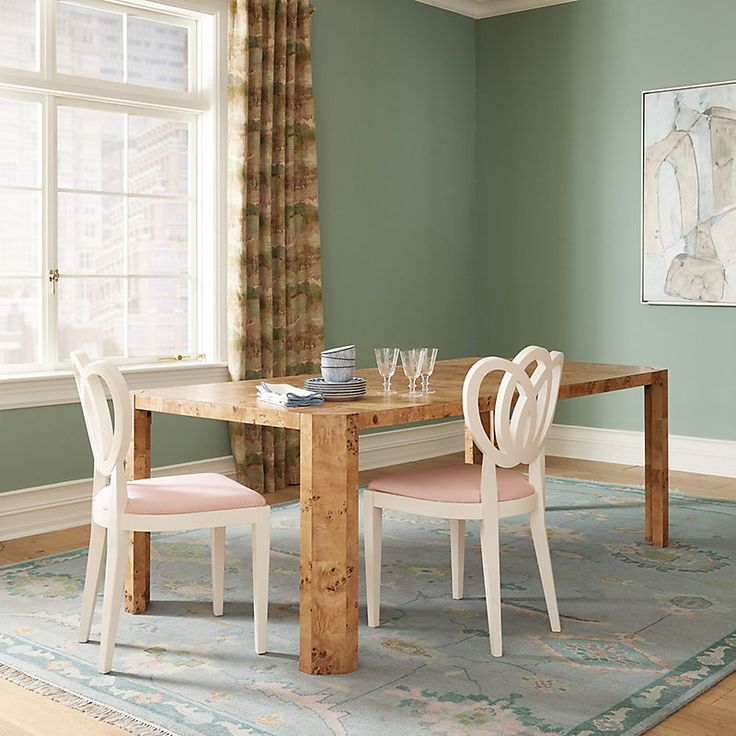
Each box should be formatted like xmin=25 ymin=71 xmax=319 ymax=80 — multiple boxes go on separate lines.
xmin=124 ymin=358 xmax=669 ymax=675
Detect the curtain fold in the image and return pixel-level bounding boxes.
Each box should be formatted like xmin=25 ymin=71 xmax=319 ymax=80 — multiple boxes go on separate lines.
xmin=227 ymin=0 xmax=323 ymax=493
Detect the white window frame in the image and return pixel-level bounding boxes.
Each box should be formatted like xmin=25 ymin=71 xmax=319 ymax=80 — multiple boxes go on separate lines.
xmin=0 ymin=0 xmax=228 ymax=410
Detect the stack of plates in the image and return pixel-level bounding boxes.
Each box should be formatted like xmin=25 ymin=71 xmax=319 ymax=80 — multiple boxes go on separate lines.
xmin=304 ymin=376 xmax=366 ymax=401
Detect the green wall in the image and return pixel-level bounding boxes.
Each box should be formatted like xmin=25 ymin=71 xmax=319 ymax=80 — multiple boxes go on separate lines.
xmin=13 ymin=0 xmax=728 ymax=492
xmin=0 ymin=0 xmax=478 ymax=493
xmin=0 ymin=405 xmax=231 ymax=492
xmin=476 ymin=0 xmax=736 ymax=440
xmin=313 ymin=0 xmax=478 ymax=368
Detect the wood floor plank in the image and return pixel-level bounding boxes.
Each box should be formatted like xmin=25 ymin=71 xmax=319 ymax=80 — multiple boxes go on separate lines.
xmin=712 ymin=680 xmax=736 ymax=706
xmin=690 ymin=673 xmax=736 ymax=705
xmin=0 ymin=718 xmax=33 ymax=736
xmin=0 ymin=678 xmax=128 ymax=736
xmin=1 ymin=454 xmax=734 ymax=735
xmin=650 ymin=698 xmax=736 ymax=734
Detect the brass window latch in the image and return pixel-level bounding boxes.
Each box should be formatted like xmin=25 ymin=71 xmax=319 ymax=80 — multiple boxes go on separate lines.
xmin=48 ymin=268 xmax=60 ymax=295
xmin=157 ymin=353 xmax=207 ymax=362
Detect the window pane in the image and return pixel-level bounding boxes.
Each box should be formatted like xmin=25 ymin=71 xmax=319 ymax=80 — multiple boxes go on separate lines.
xmin=58 ymin=277 xmax=124 ymax=359
xmin=0 ymin=279 xmax=40 ymax=366
xmin=128 ymin=116 xmax=189 ymax=196
xmin=58 ymin=193 xmax=124 ymax=274
xmin=0 ymin=190 xmax=41 ymax=276
xmin=56 ymin=1 xmax=123 ymax=82
xmin=58 ymin=106 xmax=124 ymax=192
xmin=128 ymin=17 xmax=189 ymax=92
xmin=129 ymin=199 xmax=188 ymax=274
xmin=0 ymin=98 xmax=41 ymax=188
xmin=0 ymin=0 xmax=37 ymax=72
xmin=128 ymin=277 xmax=189 ymax=357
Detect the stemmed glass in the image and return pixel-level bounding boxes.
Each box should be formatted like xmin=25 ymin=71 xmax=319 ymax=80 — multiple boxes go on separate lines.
xmin=374 ymin=348 xmax=399 ymax=394
xmin=400 ymin=348 xmax=427 ymax=397
xmin=419 ymin=347 xmax=438 ymax=393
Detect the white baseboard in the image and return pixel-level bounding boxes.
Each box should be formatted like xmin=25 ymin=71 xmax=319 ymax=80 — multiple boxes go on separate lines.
xmin=359 ymin=421 xmax=465 ymax=471
xmin=0 ymin=423 xmax=465 ymax=542
xmin=0 ymin=456 xmax=236 ymax=542
xmin=3 ymin=420 xmax=735 ymax=542
xmin=547 ymin=424 xmax=736 ymax=478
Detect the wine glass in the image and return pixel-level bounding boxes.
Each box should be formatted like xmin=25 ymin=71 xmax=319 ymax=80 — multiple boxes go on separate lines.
xmin=374 ymin=348 xmax=399 ymax=394
xmin=400 ymin=348 xmax=427 ymax=397
xmin=419 ymin=347 xmax=438 ymax=393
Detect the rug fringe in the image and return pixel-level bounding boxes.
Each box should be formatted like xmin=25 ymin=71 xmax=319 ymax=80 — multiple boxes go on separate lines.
xmin=0 ymin=662 xmax=180 ymax=736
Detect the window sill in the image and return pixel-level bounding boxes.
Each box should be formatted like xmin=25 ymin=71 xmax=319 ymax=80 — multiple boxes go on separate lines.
xmin=0 ymin=361 xmax=230 ymax=411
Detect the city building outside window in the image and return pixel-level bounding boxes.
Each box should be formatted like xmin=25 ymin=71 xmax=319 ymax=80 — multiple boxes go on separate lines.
xmin=0 ymin=0 xmax=226 ymax=389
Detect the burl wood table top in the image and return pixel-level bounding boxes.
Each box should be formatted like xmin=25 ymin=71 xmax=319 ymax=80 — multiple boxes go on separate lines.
xmin=133 ymin=358 xmax=665 ymax=431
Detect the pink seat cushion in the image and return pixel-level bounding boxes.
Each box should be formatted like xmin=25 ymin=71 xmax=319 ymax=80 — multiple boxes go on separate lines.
xmin=368 ymin=464 xmax=534 ymax=504
xmin=93 ymin=473 xmax=266 ymax=516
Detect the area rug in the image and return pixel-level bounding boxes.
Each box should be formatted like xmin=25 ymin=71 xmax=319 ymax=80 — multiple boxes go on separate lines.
xmin=1 ymin=478 xmax=735 ymax=736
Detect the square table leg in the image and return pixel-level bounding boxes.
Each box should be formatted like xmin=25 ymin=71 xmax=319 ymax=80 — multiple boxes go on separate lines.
xmin=299 ymin=413 xmax=360 ymax=674
xmin=465 ymin=410 xmax=491 ymax=464
xmin=125 ymin=406 xmax=152 ymax=614
xmin=645 ymin=372 xmax=669 ymax=547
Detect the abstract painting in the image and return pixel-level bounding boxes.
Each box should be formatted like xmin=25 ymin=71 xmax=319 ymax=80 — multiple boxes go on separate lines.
xmin=642 ymin=79 xmax=736 ymax=304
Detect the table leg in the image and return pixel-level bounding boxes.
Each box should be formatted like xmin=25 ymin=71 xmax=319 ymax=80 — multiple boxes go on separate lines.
xmin=644 ymin=372 xmax=669 ymax=547
xmin=465 ymin=410 xmax=491 ymax=464
xmin=125 ymin=406 xmax=151 ymax=613
xmin=299 ymin=413 xmax=359 ymax=674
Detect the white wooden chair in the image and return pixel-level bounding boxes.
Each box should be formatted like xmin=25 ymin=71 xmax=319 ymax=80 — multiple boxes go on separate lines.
xmin=363 ymin=346 xmax=563 ymax=656
xmin=71 ymin=351 xmax=270 ymax=673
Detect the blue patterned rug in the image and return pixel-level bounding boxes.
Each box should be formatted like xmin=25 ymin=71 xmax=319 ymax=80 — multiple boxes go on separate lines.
xmin=1 ymin=477 xmax=735 ymax=736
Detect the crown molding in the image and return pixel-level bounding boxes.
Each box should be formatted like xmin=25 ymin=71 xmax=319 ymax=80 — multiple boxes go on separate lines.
xmin=415 ymin=0 xmax=577 ymax=19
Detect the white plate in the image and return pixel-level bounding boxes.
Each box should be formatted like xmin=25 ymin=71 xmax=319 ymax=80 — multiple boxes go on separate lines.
xmin=306 ymin=377 xmax=365 ymax=386
xmin=312 ymin=386 xmax=366 ymax=392
xmin=306 ymin=384 xmax=365 ymax=392
xmin=306 ymin=383 xmax=365 ymax=389
xmin=308 ymin=389 xmax=367 ymax=396
xmin=305 ymin=378 xmax=367 ymax=399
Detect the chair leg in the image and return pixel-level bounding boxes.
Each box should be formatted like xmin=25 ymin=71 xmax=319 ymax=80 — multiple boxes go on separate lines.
xmin=480 ymin=517 xmax=503 ymax=657
xmin=78 ymin=523 xmax=107 ymax=643
xmin=98 ymin=531 xmax=128 ymax=674
xmin=363 ymin=491 xmax=383 ymax=628
xmin=251 ymin=508 xmax=270 ymax=654
xmin=529 ymin=505 xmax=561 ymax=632
xmin=450 ymin=519 xmax=465 ymax=600
xmin=211 ymin=527 xmax=225 ymax=617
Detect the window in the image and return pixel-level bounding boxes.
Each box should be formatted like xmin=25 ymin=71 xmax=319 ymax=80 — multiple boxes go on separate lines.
xmin=0 ymin=0 xmax=225 ymax=380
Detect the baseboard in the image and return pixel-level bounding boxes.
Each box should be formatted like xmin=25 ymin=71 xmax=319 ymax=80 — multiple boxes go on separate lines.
xmin=0 ymin=456 xmax=236 ymax=542
xmin=377 ymin=420 xmax=736 ymax=479
xmin=0 ymin=424 xmax=466 ymax=541
xmin=359 ymin=421 xmax=466 ymax=471
xmin=3 ymin=420 xmax=735 ymax=541
xmin=547 ymin=424 xmax=736 ymax=478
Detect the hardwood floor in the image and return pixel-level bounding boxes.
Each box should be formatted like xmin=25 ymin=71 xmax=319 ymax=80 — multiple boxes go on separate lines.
xmin=1 ymin=454 xmax=734 ymax=735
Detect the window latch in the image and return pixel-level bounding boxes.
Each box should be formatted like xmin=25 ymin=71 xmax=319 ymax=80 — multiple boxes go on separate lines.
xmin=156 ymin=353 xmax=207 ymax=362
xmin=48 ymin=268 xmax=60 ymax=295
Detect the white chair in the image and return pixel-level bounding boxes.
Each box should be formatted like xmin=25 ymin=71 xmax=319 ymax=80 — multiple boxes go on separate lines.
xmin=71 ymin=350 xmax=270 ymax=673
xmin=363 ymin=346 xmax=563 ymax=656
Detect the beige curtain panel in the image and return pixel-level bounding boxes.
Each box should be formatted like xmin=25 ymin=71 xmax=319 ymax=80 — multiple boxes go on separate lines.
xmin=227 ymin=0 xmax=324 ymax=493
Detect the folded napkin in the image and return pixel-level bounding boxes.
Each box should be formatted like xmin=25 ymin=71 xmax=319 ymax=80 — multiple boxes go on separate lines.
xmin=257 ymin=382 xmax=324 ymax=407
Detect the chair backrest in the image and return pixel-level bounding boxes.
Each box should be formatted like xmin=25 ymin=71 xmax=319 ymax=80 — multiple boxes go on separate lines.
xmin=462 ymin=346 xmax=564 ymax=474
xmin=70 ymin=351 xmax=132 ymax=510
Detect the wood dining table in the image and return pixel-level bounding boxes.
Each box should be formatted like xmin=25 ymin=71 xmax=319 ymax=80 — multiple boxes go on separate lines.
xmin=124 ymin=358 xmax=669 ymax=675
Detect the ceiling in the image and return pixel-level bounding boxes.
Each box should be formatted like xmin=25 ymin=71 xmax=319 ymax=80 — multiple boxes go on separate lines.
xmin=415 ymin=0 xmax=577 ymax=19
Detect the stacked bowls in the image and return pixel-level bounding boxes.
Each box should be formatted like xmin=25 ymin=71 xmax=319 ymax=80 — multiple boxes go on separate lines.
xmin=308 ymin=345 xmax=367 ymax=400
xmin=320 ymin=345 xmax=356 ymax=382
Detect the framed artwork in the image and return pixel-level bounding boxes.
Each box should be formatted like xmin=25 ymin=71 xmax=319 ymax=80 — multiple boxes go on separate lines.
xmin=642 ymin=79 xmax=736 ymax=305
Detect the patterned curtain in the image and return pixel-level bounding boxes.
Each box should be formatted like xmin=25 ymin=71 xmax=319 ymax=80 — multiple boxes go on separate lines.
xmin=227 ymin=0 xmax=324 ymax=492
